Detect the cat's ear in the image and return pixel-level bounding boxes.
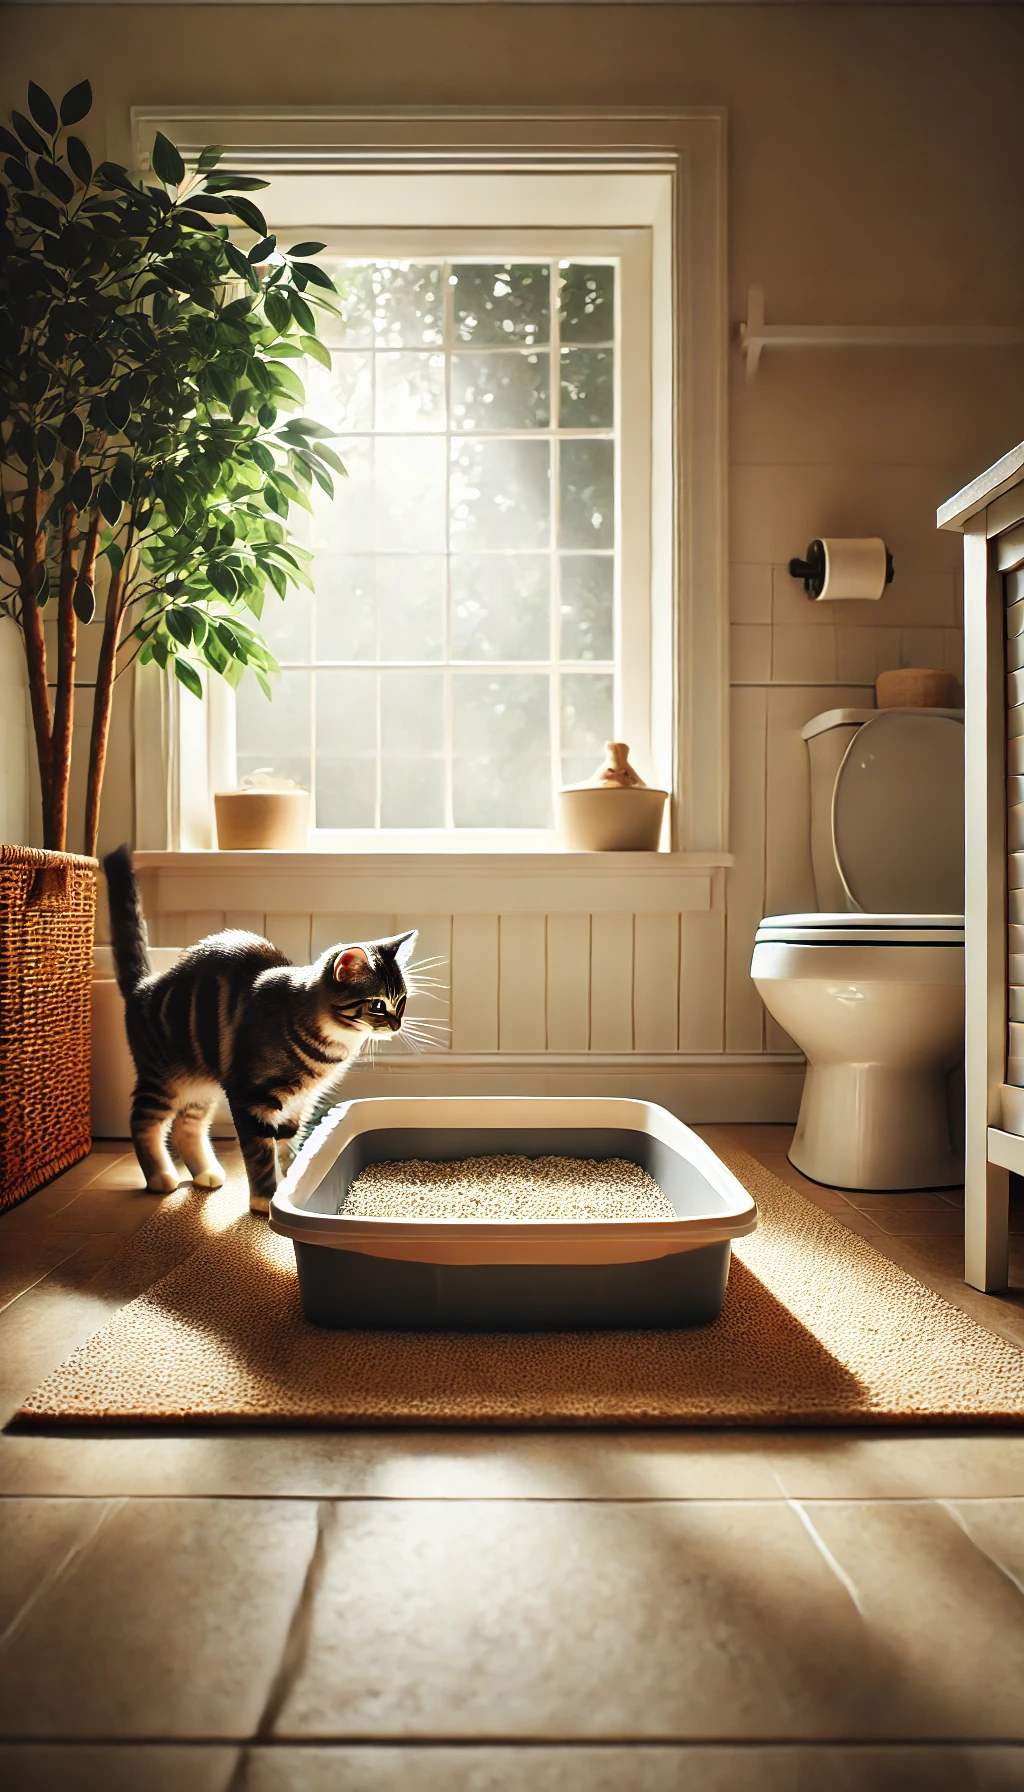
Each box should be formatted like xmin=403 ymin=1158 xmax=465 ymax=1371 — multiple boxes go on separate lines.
xmin=333 ymin=947 xmax=370 ymax=983
xmin=379 ymin=929 xmax=417 ymax=967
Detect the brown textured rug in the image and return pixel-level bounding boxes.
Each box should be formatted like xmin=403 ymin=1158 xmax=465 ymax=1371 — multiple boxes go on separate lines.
xmin=17 ymin=1143 xmax=1024 ymax=1427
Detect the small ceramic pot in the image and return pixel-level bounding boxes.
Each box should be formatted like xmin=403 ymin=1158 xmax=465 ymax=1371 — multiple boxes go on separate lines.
xmin=555 ymin=785 xmax=668 ymax=852
xmin=214 ymin=790 xmax=310 ymax=850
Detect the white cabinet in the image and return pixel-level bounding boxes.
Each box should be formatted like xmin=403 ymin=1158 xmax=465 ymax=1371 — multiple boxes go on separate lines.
xmin=939 ymin=442 xmax=1024 ymax=1291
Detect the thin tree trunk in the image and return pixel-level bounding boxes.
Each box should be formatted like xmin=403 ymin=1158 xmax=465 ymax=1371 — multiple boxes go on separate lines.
xmin=19 ymin=461 xmax=53 ymax=829
xmin=83 ymin=556 xmax=126 ymax=860
xmin=47 ymin=457 xmax=82 ymax=852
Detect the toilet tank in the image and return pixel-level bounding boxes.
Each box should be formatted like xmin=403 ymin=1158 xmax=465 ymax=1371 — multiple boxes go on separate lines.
xmin=802 ymin=710 xmax=876 ymax=912
xmin=802 ymin=707 xmax=965 ymax=914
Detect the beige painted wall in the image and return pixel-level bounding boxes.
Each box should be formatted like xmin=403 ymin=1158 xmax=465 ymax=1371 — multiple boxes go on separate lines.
xmin=3 ymin=3 xmax=1022 ymax=1069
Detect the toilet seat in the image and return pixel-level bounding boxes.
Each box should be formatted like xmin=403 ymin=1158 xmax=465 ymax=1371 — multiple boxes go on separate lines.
xmin=756 ymin=913 xmax=964 ymax=947
xmin=831 ymin=710 xmax=964 ymax=915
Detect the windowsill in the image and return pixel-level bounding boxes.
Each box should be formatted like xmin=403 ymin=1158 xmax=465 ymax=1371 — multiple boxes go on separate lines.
xmin=134 ymin=849 xmax=734 ymax=870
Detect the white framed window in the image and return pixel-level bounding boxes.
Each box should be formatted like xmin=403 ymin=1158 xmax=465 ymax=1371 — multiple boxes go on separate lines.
xmin=135 ymin=111 xmax=728 ymax=856
xmin=235 ymin=229 xmax=653 ymax=848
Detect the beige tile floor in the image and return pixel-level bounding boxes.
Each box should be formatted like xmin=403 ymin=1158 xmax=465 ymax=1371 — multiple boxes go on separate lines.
xmin=0 ymin=1128 xmax=1023 ymax=1791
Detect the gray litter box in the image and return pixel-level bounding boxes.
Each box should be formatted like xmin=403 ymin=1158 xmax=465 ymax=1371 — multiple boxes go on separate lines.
xmin=270 ymin=1098 xmax=757 ymax=1331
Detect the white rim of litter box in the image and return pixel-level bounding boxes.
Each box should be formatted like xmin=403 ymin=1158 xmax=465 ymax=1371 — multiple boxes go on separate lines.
xmin=269 ymin=1097 xmax=758 ymax=1266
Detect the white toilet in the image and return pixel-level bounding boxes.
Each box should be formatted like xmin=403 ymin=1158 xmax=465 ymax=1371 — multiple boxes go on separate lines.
xmin=751 ymin=707 xmax=965 ymax=1190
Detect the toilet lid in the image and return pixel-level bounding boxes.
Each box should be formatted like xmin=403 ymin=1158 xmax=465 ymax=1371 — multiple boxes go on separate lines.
xmin=755 ymin=913 xmax=964 ymax=945
xmin=832 ymin=711 xmax=964 ymax=915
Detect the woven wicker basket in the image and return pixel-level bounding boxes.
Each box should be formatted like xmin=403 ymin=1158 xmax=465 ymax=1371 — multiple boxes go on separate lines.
xmin=0 ymin=845 xmax=98 ymax=1213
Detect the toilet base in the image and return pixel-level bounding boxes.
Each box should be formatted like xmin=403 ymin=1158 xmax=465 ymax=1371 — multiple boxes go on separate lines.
xmin=789 ymin=1063 xmax=962 ymax=1191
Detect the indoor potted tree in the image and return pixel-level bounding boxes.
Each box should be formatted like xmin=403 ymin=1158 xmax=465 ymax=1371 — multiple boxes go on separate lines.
xmin=0 ymin=79 xmax=340 ymax=1207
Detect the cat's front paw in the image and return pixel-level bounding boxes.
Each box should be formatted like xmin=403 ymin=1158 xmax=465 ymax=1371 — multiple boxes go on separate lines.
xmin=147 ymin=1170 xmax=180 ymax=1193
xmin=192 ymin=1165 xmax=225 ymax=1190
xmin=248 ymin=1190 xmax=272 ymax=1215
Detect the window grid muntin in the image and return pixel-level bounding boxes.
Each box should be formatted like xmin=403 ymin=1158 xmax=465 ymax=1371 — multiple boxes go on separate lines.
xmin=247 ymin=254 xmax=616 ymax=832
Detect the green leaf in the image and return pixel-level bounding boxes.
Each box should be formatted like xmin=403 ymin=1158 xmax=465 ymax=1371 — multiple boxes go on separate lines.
xmin=311 ymin=442 xmax=347 ymax=477
xmin=11 ymin=111 xmax=48 ymax=157
xmin=105 ymin=542 xmax=124 ymax=573
xmin=249 ymin=234 xmax=276 ymax=264
xmin=279 ymin=415 xmax=335 ymax=439
xmin=225 ymin=194 xmax=267 ymax=237
xmin=59 ymin=80 xmax=93 ymax=127
xmin=97 ymin=481 xmax=122 ymax=525
xmin=65 ymin=135 xmax=92 ymax=185
xmin=196 ymin=144 xmax=224 ymax=173
xmin=151 ymin=130 xmax=185 ymax=188
xmin=36 ymin=158 xmax=75 ymax=204
xmin=289 ymin=291 xmax=316 ymax=334
xmin=72 ymin=573 xmax=96 ymax=624
xmin=27 ymin=83 xmax=59 ymax=136
xmin=287 ymin=241 xmax=327 ymax=258
xmin=105 ymin=387 xmax=132 ymax=432
xmin=174 ymin=657 xmax=203 ymax=699
xmin=166 ymin=607 xmax=193 ymax=646
xmin=0 ymin=126 xmax=26 ymax=158
xmin=18 ymin=192 xmax=61 ymax=233
xmin=264 ymin=290 xmax=291 ymax=335
xmin=5 ymin=154 xmax=32 ymax=191
xmin=293 ymin=260 xmax=337 ymax=292
xmin=269 ymin=362 xmax=305 ymax=403
xmin=176 ymin=208 xmax=216 ymax=233
xmin=298 ymin=332 xmax=331 ymax=370
xmin=67 ymin=464 xmax=92 ymax=510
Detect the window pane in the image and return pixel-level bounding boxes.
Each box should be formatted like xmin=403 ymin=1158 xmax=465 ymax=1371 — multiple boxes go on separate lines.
xmin=376 ymin=556 xmax=445 ymax=661
xmin=375 ymin=437 xmax=447 ymax=551
xmin=559 ymin=348 xmax=613 ymax=430
xmin=312 ymin=438 xmax=373 ymax=554
xmin=451 ymin=554 xmax=549 ymax=661
xmin=304 ymin=352 xmax=372 ymax=432
xmin=380 ymin=670 xmax=445 ymax=827
xmin=315 ymin=670 xmax=376 ymax=827
xmin=375 ymin=352 xmax=446 ymax=431
xmin=559 ymin=440 xmax=615 ymax=550
xmin=450 ymin=439 xmax=550 ymax=550
xmin=451 ymin=351 xmax=549 ymax=431
xmin=559 ymin=556 xmax=614 ymax=661
xmin=315 ymin=556 xmax=376 ymax=662
xmin=561 ymin=671 xmax=614 ymax=789
xmin=236 ymin=668 xmax=311 ymax=793
xmin=453 ymin=673 xmax=552 ymax=827
xmin=453 ymin=263 xmax=550 ymax=346
xmin=370 ymin=262 xmax=445 ymax=348
xmin=258 ymin=585 xmax=313 ymax=664
xmin=318 ymin=264 xmax=376 ymax=350
xmin=558 ymin=264 xmax=615 ymax=343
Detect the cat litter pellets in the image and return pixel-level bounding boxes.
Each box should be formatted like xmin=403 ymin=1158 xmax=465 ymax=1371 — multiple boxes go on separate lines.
xmin=341 ymin=1154 xmax=674 ymax=1222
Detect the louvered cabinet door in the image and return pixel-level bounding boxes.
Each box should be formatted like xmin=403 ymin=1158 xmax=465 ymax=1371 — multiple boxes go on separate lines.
xmin=1004 ymin=561 xmax=1024 ymax=1122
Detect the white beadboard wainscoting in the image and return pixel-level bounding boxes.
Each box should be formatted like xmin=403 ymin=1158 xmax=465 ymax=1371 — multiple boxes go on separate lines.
xmin=118 ymin=852 xmax=803 ymax=1122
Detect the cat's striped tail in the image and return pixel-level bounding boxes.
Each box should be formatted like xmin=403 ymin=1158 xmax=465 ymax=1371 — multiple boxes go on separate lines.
xmin=102 ymin=844 xmax=152 ymax=997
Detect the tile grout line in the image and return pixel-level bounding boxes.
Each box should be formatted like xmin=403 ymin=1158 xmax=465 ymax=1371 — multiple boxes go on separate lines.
xmin=0 ymin=1496 xmax=126 ymax=1651
xmin=779 ymin=1484 xmax=866 ymax=1619
xmin=242 ymin=1499 xmax=337 ymax=1755
xmin=940 ymin=1500 xmax=1024 ymax=1601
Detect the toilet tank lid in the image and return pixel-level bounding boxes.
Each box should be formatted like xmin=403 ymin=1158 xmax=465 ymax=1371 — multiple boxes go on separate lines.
xmin=801 ymin=706 xmax=964 ymax=740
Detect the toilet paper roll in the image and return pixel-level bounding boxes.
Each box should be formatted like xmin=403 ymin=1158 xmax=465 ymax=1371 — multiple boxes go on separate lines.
xmin=812 ymin=537 xmax=890 ymax=603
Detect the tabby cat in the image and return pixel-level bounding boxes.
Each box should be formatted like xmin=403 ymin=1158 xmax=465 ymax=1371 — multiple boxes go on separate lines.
xmin=104 ymin=845 xmax=416 ymax=1213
